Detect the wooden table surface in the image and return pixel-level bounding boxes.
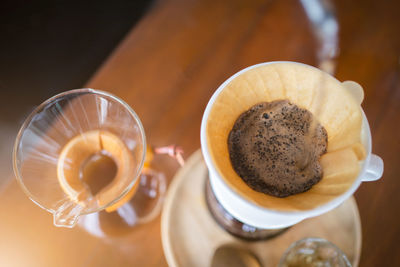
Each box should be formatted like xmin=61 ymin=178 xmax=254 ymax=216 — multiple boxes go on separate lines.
xmin=88 ymin=0 xmax=400 ymax=265
xmin=86 ymin=0 xmax=400 ymax=266
xmin=1 ymin=0 xmax=398 ymax=266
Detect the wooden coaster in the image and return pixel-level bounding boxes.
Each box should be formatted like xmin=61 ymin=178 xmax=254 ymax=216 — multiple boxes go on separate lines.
xmin=161 ymin=150 xmax=361 ymax=267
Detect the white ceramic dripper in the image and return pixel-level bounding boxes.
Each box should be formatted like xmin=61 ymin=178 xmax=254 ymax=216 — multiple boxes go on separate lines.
xmin=200 ymin=62 xmax=384 ymax=229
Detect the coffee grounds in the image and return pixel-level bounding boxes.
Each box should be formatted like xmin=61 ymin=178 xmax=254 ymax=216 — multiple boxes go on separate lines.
xmin=228 ymin=100 xmax=327 ymax=198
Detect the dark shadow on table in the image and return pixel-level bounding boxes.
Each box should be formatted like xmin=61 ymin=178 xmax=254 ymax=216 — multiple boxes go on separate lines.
xmin=0 ymin=0 xmax=155 ymax=123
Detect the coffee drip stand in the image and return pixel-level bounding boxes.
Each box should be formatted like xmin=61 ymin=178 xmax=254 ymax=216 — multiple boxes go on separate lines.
xmin=161 ymin=150 xmax=363 ymax=267
xmin=161 ymin=1 xmax=384 ymax=262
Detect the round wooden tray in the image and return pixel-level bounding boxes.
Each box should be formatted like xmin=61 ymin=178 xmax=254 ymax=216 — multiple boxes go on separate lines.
xmin=161 ymin=150 xmax=361 ymax=267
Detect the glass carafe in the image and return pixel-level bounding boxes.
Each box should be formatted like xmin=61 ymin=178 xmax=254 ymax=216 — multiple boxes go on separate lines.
xmin=13 ymin=89 xmax=166 ymax=229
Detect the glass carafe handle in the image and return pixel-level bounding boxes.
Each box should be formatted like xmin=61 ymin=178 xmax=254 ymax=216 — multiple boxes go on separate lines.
xmin=104 ymin=145 xmax=184 ymax=213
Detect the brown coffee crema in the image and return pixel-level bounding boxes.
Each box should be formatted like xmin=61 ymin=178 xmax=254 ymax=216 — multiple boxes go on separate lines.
xmin=228 ymin=100 xmax=328 ymax=198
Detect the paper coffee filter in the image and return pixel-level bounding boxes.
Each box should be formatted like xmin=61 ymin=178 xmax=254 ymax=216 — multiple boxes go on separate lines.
xmin=206 ymin=62 xmax=366 ymax=211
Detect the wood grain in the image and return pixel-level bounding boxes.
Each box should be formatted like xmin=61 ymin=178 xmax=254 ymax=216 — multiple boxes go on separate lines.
xmin=85 ymin=0 xmax=400 ymax=266
xmin=162 ymin=150 xmax=361 ymax=267
xmin=0 ymin=0 xmax=398 ymax=266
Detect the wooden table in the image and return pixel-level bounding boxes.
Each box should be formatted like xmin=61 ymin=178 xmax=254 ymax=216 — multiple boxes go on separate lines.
xmin=89 ymin=0 xmax=400 ymax=264
xmin=1 ymin=0 xmax=399 ymax=266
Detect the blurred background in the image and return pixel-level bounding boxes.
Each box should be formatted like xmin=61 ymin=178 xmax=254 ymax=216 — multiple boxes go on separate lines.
xmin=0 ymin=0 xmax=154 ymax=123
xmin=0 ymin=0 xmax=154 ymax=189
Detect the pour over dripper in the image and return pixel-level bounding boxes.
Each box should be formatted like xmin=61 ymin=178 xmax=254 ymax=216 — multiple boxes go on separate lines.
xmin=13 ymin=89 xmax=150 ymax=228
